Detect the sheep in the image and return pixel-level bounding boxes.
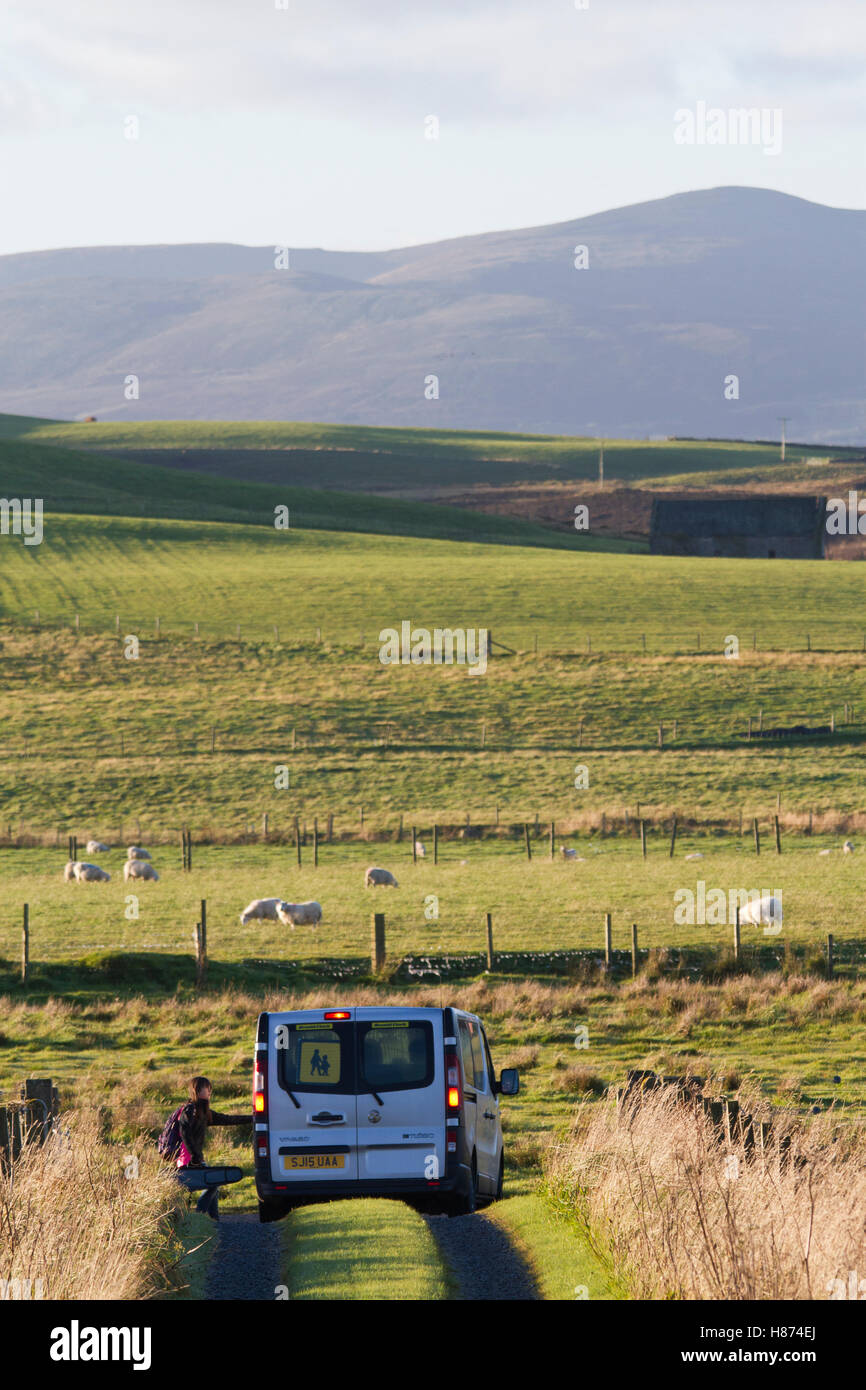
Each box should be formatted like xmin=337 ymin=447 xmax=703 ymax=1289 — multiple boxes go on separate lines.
xmin=123 ymin=860 xmax=159 ymax=882
xmin=560 ymin=847 xmax=578 ymax=859
xmin=239 ymin=897 xmax=283 ymax=926
xmin=684 ymin=852 xmax=704 ymax=861
xmin=738 ymin=893 xmax=783 ymax=928
xmin=277 ymin=901 xmax=323 ymax=929
xmin=414 ymin=840 xmax=426 ymax=858
xmin=75 ymin=862 xmax=111 ymax=882
xmin=365 ymin=866 xmax=399 ymax=888
xmin=63 ymin=860 xmax=78 ymax=881
xmin=126 ymin=846 xmax=152 ymax=860
xmin=818 ymin=849 xmax=832 ymax=856
xmin=86 ymin=840 xmax=109 ymax=854
xmin=843 ymin=840 xmax=855 ymax=854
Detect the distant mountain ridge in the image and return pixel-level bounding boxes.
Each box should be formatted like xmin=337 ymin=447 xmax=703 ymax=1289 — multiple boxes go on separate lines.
xmin=0 ymin=187 xmax=862 ymax=442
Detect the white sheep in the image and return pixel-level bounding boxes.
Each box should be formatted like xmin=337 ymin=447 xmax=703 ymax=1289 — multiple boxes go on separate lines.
xmin=843 ymin=840 xmax=855 ymax=854
xmin=75 ymin=862 xmax=111 ymax=882
xmin=63 ymin=860 xmax=78 ymax=881
xmin=560 ymin=847 xmax=578 ymax=859
xmin=818 ymin=849 xmax=832 ymax=856
xmin=684 ymin=852 xmax=704 ymax=861
xmin=365 ymin=866 xmax=399 ymax=888
xmin=127 ymin=846 xmax=152 ymax=860
xmin=86 ymin=840 xmax=109 ymax=854
xmin=414 ymin=840 xmax=426 ymax=858
xmin=277 ymin=901 xmax=323 ymax=928
xmin=239 ymin=897 xmax=283 ymax=926
xmin=123 ymin=860 xmax=159 ymax=882
xmin=738 ymin=893 xmax=783 ymax=928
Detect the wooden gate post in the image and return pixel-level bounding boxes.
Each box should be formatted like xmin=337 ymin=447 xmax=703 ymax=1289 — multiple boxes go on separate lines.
xmin=371 ymin=913 xmax=386 ymax=971
xmin=524 ymin=823 xmax=532 ymax=861
xmin=640 ymin=819 xmax=647 ymax=859
xmin=604 ymin=912 xmax=612 ymax=970
xmin=669 ymin=816 xmax=677 ymax=858
xmin=21 ymin=903 xmax=29 ymax=982
xmin=549 ymin=822 xmax=555 ymax=859
xmin=486 ymin=913 xmax=495 ymax=971
xmin=753 ymin=818 xmax=760 ymax=855
xmin=774 ymin=815 xmax=782 ymax=855
xmin=631 ymin=922 xmax=638 ymax=978
xmin=313 ymin=818 xmax=319 ymax=867
xmin=433 ymin=824 xmax=439 ymax=864
xmin=412 ymin=827 xmax=417 ymax=863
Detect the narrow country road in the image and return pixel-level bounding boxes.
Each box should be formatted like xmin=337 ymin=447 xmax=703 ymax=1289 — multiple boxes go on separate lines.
xmin=423 ymin=1211 xmax=540 ymax=1300
xmin=204 ymin=1212 xmax=282 ymax=1301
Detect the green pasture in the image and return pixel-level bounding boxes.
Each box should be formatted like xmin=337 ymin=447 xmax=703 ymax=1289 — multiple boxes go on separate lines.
xmin=1 ymin=838 xmax=862 ymax=968
xmin=1 ymin=413 xmax=859 ymax=491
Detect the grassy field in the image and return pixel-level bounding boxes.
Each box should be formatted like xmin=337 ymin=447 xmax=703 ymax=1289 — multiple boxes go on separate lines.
xmin=1 ymin=836 xmax=864 ymax=970
xmin=1 ymin=413 xmax=861 ymax=491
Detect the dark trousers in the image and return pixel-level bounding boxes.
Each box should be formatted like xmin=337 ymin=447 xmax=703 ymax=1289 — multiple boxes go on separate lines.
xmin=196 ymin=1185 xmax=220 ymax=1219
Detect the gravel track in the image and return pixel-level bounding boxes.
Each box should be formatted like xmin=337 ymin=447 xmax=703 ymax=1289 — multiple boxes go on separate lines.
xmin=204 ymin=1212 xmax=282 ymax=1301
xmin=423 ymin=1211 xmax=540 ymax=1300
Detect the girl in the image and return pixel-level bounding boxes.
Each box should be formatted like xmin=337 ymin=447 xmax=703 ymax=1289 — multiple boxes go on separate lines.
xmin=176 ymin=1075 xmax=251 ymax=1220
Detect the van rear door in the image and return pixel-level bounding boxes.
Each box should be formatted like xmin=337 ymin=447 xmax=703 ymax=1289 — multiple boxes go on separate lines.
xmin=354 ymin=1008 xmax=444 ymax=1183
xmin=268 ymin=1009 xmax=359 ymax=1185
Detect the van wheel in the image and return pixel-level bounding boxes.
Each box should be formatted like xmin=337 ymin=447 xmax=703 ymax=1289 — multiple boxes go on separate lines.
xmin=449 ymin=1155 xmax=477 ymax=1216
xmin=258 ymin=1198 xmax=288 ymax=1224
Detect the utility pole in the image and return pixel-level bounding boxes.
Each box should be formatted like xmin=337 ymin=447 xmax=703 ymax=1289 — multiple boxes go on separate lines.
xmin=778 ymin=417 xmax=789 ymax=463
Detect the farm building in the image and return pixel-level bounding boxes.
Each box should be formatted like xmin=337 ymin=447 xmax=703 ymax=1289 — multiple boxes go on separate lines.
xmin=649 ymin=496 xmax=827 ymax=559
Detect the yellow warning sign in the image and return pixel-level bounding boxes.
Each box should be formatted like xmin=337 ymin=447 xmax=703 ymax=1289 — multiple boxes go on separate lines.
xmin=298 ymin=1040 xmax=340 ymax=1084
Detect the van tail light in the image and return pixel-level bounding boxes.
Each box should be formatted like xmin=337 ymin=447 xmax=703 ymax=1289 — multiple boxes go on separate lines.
xmin=445 ymin=1046 xmax=461 ymax=1118
xmin=257 ymin=1134 xmax=269 ymax=1159
xmin=254 ymin=1043 xmax=268 ymax=1126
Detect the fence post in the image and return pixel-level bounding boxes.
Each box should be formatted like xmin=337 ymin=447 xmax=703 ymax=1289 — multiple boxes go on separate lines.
xmin=658 ymin=724 xmax=663 ymax=749
xmin=631 ymin=922 xmax=638 ymax=978
xmin=371 ymin=913 xmax=386 ymax=971
xmin=604 ymin=912 xmax=612 ymax=970
xmin=328 ymin=813 xmax=334 ymax=843
xmin=486 ymin=913 xmax=495 ymax=971
xmin=22 ymin=903 xmax=29 ymax=982
xmin=753 ymin=818 xmax=760 ymax=855
xmin=549 ymin=821 xmax=555 ymax=859
xmin=262 ymin=813 xmax=269 ymax=841
xmin=827 ymin=933 xmax=834 ymax=979
xmin=295 ymin=817 xmax=302 ymax=868
xmin=396 ymin=813 xmax=402 ymax=844
xmin=733 ymin=906 xmax=741 ymax=965
xmin=601 ymin=811 xmax=606 ymax=838
xmin=524 ymin=823 xmax=532 ymax=861
xmin=313 ymin=818 xmax=319 ymax=867
xmin=669 ymin=816 xmax=677 ymax=858
xmin=412 ymin=827 xmax=417 ymax=863
xmin=433 ymin=824 xmax=439 ymax=864
xmin=774 ymin=815 xmax=782 ymax=855
xmin=747 ymin=715 xmax=751 ymax=741
xmin=211 ymin=727 xmax=216 ymax=754
xmin=640 ymin=819 xmax=647 ymax=858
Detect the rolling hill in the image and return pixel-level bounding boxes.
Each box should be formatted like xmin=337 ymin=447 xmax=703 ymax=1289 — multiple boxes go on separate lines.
xmin=1 ymin=187 xmax=863 ymax=442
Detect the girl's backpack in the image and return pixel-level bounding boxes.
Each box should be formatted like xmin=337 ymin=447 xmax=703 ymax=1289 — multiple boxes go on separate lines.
xmin=157 ymin=1105 xmax=186 ymax=1161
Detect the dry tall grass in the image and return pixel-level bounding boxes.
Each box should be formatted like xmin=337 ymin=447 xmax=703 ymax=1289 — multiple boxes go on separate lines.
xmin=546 ymin=1084 xmax=866 ymax=1300
xmin=0 ymin=1109 xmax=186 ymax=1300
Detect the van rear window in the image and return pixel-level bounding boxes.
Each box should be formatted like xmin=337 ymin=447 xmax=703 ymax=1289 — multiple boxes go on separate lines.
xmin=358 ymin=1021 xmax=434 ymax=1093
xmin=276 ymin=1023 xmax=354 ymax=1094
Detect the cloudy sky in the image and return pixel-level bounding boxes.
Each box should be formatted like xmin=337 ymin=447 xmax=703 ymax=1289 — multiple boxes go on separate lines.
xmin=3 ymin=0 xmax=864 ymax=255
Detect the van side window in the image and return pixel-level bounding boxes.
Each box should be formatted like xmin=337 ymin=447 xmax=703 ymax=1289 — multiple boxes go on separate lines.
xmin=458 ymin=1019 xmax=476 ymax=1089
xmin=480 ymin=1026 xmax=497 ymax=1093
xmin=469 ymin=1023 xmax=487 ymax=1092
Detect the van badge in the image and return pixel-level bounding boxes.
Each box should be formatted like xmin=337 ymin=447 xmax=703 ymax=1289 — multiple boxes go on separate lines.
xmin=368 ymin=1109 xmax=381 ymax=1124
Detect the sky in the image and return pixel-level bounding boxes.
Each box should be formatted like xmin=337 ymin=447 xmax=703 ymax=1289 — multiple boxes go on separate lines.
xmin=2 ymin=0 xmax=865 ymax=256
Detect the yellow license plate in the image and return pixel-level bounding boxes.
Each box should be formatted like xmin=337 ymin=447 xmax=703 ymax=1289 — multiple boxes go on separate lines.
xmin=283 ymin=1154 xmax=346 ymax=1170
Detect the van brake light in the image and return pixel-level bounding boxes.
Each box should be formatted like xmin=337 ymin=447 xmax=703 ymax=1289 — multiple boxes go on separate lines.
xmin=324 ymin=1011 xmax=350 ymax=1020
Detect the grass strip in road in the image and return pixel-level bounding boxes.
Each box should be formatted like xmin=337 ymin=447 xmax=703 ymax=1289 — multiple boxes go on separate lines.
xmin=280 ymin=1198 xmax=452 ymax=1300
xmin=485 ymin=1191 xmax=623 ymax=1301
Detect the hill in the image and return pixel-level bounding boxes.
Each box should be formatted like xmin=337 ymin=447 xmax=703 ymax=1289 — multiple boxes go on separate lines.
xmin=0 ymin=187 xmax=863 ymax=441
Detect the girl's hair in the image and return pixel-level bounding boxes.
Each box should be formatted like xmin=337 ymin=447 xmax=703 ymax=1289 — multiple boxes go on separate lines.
xmin=189 ymin=1076 xmax=212 ymax=1105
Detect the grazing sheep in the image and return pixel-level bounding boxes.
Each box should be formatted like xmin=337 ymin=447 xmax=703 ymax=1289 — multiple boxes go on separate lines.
xmin=86 ymin=840 xmax=109 ymax=854
xmin=560 ymin=847 xmax=578 ymax=859
xmin=843 ymin=840 xmax=855 ymax=854
xmin=126 ymin=846 xmax=152 ymax=860
xmin=277 ymin=900 xmax=323 ymax=928
xmin=818 ymin=848 xmax=832 ymax=856
xmin=123 ymin=860 xmax=159 ymax=882
xmin=63 ymin=860 xmax=79 ymax=881
xmin=365 ymin=866 xmax=399 ymax=888
xmin=239 ymin=897 xmax=283 ymax=926
xmin=75 ymin=862 xmax=111 ymax=882
xmin=414 ymin=840 xmax=426 ymax=857
xmin=738 ymin=893 xmax=783 ymax=928
xmin=684 ymin=852 xmax=704 ymax=861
